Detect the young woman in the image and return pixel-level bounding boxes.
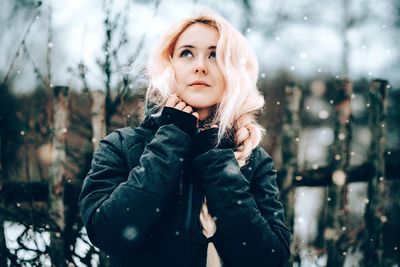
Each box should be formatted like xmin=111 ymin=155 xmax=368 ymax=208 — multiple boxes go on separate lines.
xmin=79 ymin=11 xmax=290 ymax=267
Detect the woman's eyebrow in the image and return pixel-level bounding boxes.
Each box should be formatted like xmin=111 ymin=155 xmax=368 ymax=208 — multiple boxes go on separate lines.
xmin=178 ymin=45 xmax=195 ymax=50
xmin=178 ymin=45 xmax=217 ymax=50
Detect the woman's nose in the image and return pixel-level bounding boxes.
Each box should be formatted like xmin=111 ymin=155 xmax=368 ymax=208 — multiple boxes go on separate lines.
xmin=194 ymin=58 xmax=208 ymax=75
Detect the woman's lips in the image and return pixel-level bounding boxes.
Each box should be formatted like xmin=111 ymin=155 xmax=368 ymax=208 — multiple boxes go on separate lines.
xmin=189 ymin=80 xmax=210 ymax=87
xmin=190 ymin=84 xmax=209 ymax=88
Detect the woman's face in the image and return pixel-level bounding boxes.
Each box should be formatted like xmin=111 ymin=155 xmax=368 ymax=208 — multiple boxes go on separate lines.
xmin=171 ymin=23 xmax=225 ymax=118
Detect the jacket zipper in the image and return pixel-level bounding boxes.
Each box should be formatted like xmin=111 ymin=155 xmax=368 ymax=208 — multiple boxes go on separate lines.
xmin=184 ymin=181 xmax=194 ymax=267
xmin=179 ymin=176 xmax=184 ymax=197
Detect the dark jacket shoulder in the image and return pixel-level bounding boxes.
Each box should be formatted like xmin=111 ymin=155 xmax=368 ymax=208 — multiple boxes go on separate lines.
xmin=104 ymin=125 xmax=155 ymax=150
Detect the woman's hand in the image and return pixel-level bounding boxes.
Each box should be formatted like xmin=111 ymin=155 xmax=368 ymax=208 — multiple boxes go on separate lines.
xmin=159 ymin=94 xmax=199 ymax=137
xmin=165 ymin=94 xmax=199 ymax=120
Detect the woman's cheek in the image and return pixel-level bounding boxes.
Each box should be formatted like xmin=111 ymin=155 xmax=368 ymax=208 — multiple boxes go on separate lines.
xmin=175 ymin=66 xmax=189 ymax=85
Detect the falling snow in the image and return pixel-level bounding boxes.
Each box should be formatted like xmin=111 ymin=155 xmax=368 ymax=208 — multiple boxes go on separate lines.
xmin=122 ymin=225 xmax=138 ymax=241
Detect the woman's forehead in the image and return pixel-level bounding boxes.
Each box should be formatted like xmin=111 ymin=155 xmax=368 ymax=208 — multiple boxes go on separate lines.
xmin=175 ymin=23 xmax=219 ymax=49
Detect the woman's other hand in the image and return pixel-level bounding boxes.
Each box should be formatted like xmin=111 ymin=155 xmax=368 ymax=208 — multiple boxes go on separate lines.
xmin=165 ymin=94 xmax=199 ymax=120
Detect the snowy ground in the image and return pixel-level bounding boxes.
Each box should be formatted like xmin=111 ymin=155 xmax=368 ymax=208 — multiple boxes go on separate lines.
xmin=4 ymin=221 xmax=98 ymax=267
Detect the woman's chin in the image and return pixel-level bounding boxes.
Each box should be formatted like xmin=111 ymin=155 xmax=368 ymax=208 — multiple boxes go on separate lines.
xmin=180 ymin=98 xmax=211 ymax=109
xmin=188 ymin=103 xmax=213 ymax=110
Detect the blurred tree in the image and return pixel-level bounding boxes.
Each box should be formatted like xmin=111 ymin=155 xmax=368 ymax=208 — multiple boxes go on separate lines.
xmin=0 ymin=84 xmax=24 ymax=186
xmin=0 ymin=84 xmax=23 ymax=265
xmin=363 ymin=80 xmax=388 ymax=267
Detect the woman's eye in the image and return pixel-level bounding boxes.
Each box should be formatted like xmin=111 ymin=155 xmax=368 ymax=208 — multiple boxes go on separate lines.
xmin=209 ymin=51 xmax=216 ymax=59
xmin=180 ymin=49 xmax=193 ymax=57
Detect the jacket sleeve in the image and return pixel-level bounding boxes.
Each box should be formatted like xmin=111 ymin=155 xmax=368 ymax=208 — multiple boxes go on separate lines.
xmin=78 ymin=125 xmax=192 ymax=254
xmin=193 ymin=147 xmax=291 ymax=267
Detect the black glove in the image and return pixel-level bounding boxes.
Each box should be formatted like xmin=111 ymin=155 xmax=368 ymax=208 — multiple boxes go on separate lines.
xmin=159 ymin=107 xmax=198 ymax=137
xmin=192 ymin=127 xmax=219 ymax=157
xmin=192 ymin=127 xmax=237 ymax=157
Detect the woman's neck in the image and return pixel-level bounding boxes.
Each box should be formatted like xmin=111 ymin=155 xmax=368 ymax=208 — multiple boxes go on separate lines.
xmin=194 ymin=107 xmax=211 ymax=121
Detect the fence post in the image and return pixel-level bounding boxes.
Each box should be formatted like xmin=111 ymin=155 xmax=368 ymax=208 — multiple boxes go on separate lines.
xmin=0 ymin=96 xmax=6 ymax=264
xmin=325 ymin=78 xmax=353 ymax=267
xmin=91 ymin=90 xmax=107 ymax=151
xmin=48 ymin=85 xmax=69 ymax=266
xmin=280 ymin=82 xmax=302 ymax=265
xmin=363 ymin=79 xmax=388 ymax=267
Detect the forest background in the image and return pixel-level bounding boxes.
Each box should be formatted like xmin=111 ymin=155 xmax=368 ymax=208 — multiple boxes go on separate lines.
xmin=0 ymin=0 xmax=399 ymax=266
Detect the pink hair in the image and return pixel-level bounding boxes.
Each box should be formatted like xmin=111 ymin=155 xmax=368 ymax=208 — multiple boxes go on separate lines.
xmin=146 ymin=13 xmax=266 ymax=264
xmin=147 ymin=11 xmax=265 ymax=165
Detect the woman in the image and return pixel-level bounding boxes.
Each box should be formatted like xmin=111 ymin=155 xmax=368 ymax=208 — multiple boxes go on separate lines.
xmin=79 ymin=11 xmax=290 ymax=267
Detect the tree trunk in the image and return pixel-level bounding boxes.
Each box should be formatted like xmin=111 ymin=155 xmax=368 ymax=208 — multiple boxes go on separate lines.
xmin=48 ymin=86 xmax=69 ymax=266
xmin=363 ymin=79 xmax=388 ymax=266
xmin=90 ymin=90 xmax=110 ymax=266
xmin=325 ymin=78 xmax=353 ymax=267
xmin=0 ymin=115 xmax=7 ymax=263
xmin=91 ymin=90 xmax=107 ymax=151
xmin=341 ymin=0 xmax=350 ymax=77
xmin=280 ymin=83 xmax=302 ymax=266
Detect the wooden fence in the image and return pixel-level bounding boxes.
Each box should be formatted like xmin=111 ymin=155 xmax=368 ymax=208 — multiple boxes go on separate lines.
xmin=0 ymin=78 xmax=399 ymax=266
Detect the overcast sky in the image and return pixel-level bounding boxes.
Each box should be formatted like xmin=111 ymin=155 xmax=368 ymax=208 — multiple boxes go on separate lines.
xmin=1 ymin=0 xmax=399 ymax=93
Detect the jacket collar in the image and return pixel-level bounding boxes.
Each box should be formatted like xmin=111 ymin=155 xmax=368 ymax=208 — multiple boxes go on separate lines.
xmin=139 ymin=113 xmax=236 ymax=149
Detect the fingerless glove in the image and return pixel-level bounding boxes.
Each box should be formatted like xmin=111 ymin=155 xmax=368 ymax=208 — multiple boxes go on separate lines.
xmin=159 ymin=107 xmax=198 ymax=137
xmin=192 ymin=128 xmax=235 ymax=157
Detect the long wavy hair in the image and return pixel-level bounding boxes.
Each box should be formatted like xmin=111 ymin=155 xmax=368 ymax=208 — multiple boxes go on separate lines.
xmin=146 ymin=11 xmax=265 ymax=166
xmin=145 ymin=11 xmax=265 ymax=266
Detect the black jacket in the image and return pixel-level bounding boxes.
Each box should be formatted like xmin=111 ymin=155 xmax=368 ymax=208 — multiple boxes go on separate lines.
xmin=78 ymin=108 xmax=291 ymax=267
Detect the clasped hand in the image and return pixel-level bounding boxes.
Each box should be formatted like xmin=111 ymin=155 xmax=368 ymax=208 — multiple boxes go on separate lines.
xmin=165 ymin=94 xmax=218 ymax=131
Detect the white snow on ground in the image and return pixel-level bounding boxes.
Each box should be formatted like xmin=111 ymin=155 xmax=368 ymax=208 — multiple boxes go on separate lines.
xmin=4 ymin=221 xmax=98 ymax=267
xmin=293 ymin=181 xmax=370 ymax=266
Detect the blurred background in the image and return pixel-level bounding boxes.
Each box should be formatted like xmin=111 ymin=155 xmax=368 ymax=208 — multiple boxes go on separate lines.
xmin=0 ymin=0 xmax=399 ymax=266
